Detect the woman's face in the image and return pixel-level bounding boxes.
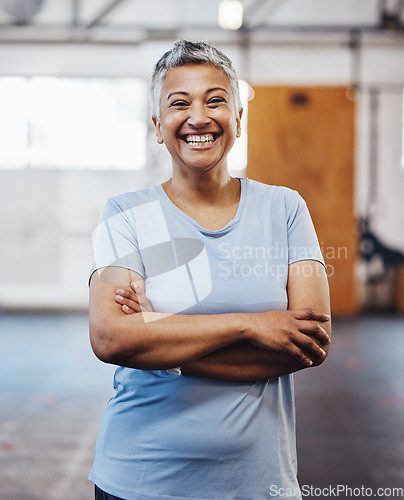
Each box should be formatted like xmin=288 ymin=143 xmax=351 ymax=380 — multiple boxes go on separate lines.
xmin=153 ymin=64 xmax=242 ymax=175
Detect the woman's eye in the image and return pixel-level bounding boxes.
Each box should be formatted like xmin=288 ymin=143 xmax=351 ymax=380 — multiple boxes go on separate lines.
xmin=208 ymin=97 xmax=225 ymax=105
xmin=171 ymin=101 xmax=188 ymax=107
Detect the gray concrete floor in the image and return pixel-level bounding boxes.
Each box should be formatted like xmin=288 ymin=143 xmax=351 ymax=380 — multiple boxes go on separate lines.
xmin=0 ymin=313 xmax=115 ymax=500
xmin=0 ymin=313 xmax=403 ymax=500
xmin=295 ymin=315 xmax=404 ymax=498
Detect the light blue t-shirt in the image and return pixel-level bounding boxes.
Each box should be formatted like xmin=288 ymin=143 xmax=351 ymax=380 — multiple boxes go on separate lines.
xmin=89 ymin=178 xmax=325 ymax=500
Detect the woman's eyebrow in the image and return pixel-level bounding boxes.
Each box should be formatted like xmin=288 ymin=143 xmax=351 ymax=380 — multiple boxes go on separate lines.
xmin=167 ymin=88 xmax=228 ymax=100
xmin=206 ymin=87 xmax=228 ymax=94
xmin=167 ymin=91 xmax=189 ymax=100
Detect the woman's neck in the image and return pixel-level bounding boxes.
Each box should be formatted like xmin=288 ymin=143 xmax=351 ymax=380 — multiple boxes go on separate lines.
xmin=161 ymin=168 xmax=242 ymax=231
xmin=164 ymin=168 xmax=237 ymax=207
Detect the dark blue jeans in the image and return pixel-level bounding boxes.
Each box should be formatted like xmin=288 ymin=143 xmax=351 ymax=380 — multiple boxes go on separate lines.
xmin=94 ymin=485 xmax=124 ymax=500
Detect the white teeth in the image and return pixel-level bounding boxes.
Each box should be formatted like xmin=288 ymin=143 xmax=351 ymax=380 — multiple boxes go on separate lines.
xmin=185 ymin=134 xmax=215 ymax=146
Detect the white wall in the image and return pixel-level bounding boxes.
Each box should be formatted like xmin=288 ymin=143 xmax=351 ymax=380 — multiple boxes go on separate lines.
xmin=0 ymin=32 xmax=403 ymax=310
xmin=0 ymin=169 xmax=149 ymax=309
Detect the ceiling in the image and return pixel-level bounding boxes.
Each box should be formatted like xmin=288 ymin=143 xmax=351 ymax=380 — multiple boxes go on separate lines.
xmin=0 ymin=0 xmax=403 ymax=45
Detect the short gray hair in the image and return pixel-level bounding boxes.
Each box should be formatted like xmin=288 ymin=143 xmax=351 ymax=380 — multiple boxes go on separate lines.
xmin=150 ymin=40 xmax=242 ymax=120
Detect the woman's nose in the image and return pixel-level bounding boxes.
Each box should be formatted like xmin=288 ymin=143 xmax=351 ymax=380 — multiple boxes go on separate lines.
xmin=187 ymin=104 xmax=210 ymax=128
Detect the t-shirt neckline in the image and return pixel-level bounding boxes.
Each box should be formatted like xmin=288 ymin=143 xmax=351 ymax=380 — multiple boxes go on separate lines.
xmin=157 ymin=177 xmax=247 ymax=236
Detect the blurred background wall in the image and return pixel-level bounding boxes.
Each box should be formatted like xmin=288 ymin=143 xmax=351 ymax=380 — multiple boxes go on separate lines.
xmin=1 ymin=3 xmax=404 ymax=500
xmin=0 ymin=0 xmax=403 ymax=314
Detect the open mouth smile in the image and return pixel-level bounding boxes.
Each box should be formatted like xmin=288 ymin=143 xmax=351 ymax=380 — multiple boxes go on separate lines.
xmin=181 ymin=133 xmax=219 ymax=147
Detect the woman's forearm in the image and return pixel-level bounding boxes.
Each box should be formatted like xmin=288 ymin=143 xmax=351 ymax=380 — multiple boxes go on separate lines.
xmin=181 ymin=342 xmax=307 ymax=382
xmin=91 ymin=306 xmax=247 ymax=370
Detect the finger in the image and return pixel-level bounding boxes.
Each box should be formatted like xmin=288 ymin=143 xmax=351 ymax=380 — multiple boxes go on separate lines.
xmin=286 ymin=343 xmax=314 ymax=367
xmin=130 ymin=282 xmax=154 ymax=311
xmin=116 ymin=288 xmax=140 ymax=304
xmin=115 ymin=294 xmax=142 ymax=312
xmin=122 ymin=304 xmax=135 ymax=315
xmin=297 ymin=320 xmax=330 ymax=345
xmin=290 ymin=308 xmax=331 ymax=323
xmin=116 ymin=287 xmax=152 ymax=311
xmin=294 ymin=335 xmax=327 ymax=360
xmin=131 ymin=281 xmax=145 ymax=294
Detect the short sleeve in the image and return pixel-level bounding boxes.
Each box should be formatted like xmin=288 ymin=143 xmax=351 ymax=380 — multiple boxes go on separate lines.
xmin=286 ymin=191 xmax=326 ymax=269
xmin=89 ymin=198 xmax=145 ymax=283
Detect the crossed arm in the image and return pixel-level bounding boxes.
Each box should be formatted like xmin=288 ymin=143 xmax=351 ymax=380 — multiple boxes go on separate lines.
xmin=89 ymin=260 xmax=331 ymax=382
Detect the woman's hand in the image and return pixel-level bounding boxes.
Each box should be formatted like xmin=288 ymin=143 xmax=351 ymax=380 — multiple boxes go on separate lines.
xmin=245 ymin=308 xmax=331 ymax=367
xmin=115 ymin=282 xmax=153 ymax=314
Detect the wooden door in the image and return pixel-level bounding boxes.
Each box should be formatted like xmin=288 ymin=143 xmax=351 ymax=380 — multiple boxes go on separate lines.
xmin=247 ymin=86 xmax=357 ymax=315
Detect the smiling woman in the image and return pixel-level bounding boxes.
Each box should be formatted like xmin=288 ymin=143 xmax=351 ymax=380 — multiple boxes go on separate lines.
xmin=153 ymin=64 xmax=242 ymax=184
xmin=88 ymin=40 xmax=331 ymax=500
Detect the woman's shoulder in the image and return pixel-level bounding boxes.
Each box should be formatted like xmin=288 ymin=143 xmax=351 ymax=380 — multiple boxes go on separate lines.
xmin=242 ymin=178 xmax=308 ymax=228
xmin=242 ymin=177 xmax=303 ymax=206
xmin=105 ymin=184 xmax=162 ymax=212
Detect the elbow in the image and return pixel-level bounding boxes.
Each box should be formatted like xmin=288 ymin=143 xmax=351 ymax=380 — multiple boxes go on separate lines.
xmin=312 ymin=357 xmax=326 ymax=368
xmin=89 ymin=314 xmax=147 ymax=367
xmin=89 ymin=316 xmax=127 ymax=365
xmin=89 ymin=320 xmax=117 ymax=364
xmin=90 ymin=340 xmax=114 ymax=365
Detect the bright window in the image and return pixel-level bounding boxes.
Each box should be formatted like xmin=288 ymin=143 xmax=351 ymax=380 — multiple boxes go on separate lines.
xmin=402 ymin=86 xmax=404 ymax=170
xmin=0 ymin=77 xmax=147 ymax=170
xmin=0 ymin=76 xmax=249 ymax=173
xmin=228 ymin=79 xmax=250 ymax=176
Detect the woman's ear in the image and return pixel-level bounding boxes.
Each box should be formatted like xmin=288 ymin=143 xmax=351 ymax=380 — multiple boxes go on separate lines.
xmin=152 ymin=117 xmax=164 ymax=144
xmin=236 ymin=108 xmax=243 ymax=138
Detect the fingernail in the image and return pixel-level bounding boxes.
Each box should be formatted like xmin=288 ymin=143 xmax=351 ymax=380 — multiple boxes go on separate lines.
xmin=116 ymin=289 xmax=125 ymax=294
xmin=325 ymin=314 xmax=331 ymax=320
xmin=308 ymin=360 xmax=313 ymax=366
xmin=131 ymin=282 xmax=139 ymax=289
xmin=115 ymin=295 xmax=122 ymax=301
